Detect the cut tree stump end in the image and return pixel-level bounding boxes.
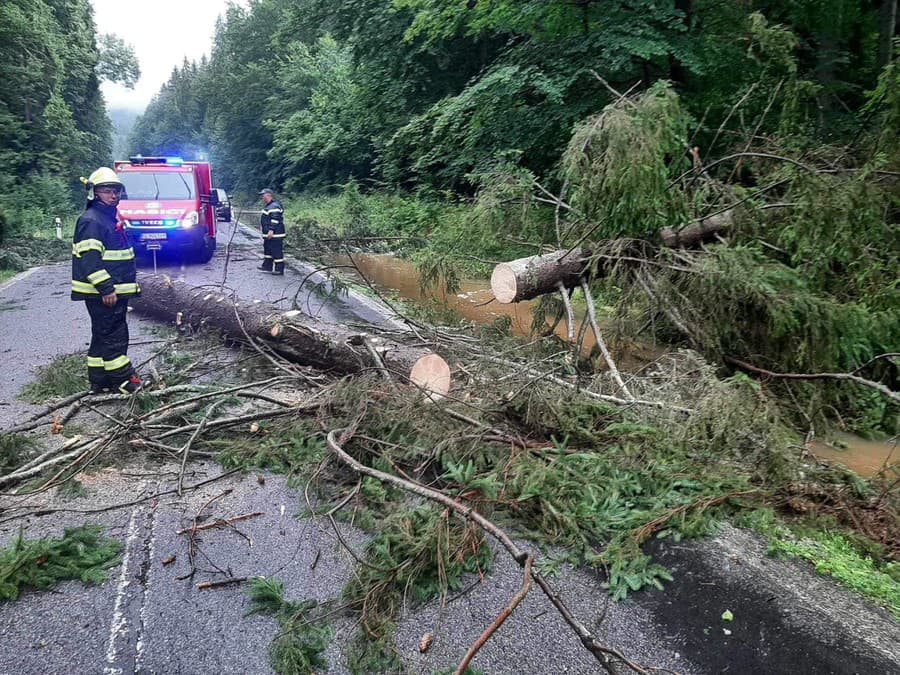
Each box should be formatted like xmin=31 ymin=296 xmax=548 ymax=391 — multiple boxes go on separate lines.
xmin=409 ymin=353 xmax=451 ymax=399
xmin=490 ymin=264 xmax=518 ymax=304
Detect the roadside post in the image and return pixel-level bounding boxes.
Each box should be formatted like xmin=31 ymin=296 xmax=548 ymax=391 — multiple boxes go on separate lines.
xmin=54 ymin=217 xmax=62 ymax=240
xmin=146 ymin=242 xmax=161 ymax=273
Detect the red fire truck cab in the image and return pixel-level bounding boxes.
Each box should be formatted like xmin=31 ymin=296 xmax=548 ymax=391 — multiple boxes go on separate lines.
xmin=114 ymin=156 xmax=222 ymax=262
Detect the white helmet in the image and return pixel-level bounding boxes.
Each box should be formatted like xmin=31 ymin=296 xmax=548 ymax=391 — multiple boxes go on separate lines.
xmin=82 ymin=167 xmax=124 ymax=200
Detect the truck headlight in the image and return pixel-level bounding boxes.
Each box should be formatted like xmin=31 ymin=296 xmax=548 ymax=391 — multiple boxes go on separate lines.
xmin=179 ymin=211 xmax=199 ymax=229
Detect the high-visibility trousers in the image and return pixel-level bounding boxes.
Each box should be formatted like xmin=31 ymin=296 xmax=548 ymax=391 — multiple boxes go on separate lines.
xmin=262 ymin=237 xmax=285 ymax=273
xmin=85 ymin=299 xmax=134 ymax=389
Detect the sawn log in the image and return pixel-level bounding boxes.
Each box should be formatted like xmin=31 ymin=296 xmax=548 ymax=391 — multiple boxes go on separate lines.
xmin=491 ymin=211 xmax=733 ymax=304
xmin=131 ymin=274 xmax=451 ymax=396
xmin=490 ymin=248 xmax=591 ymax=304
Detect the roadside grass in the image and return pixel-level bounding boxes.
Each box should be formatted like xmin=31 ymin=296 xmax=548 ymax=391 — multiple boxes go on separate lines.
xmin=770 ymin=530 xmax=900 ymax=619
xmin=738 ymin=507 xmax=900 ymax=619
xmin=0 ymin=525 xmax=122 ymax=601
xmin=245 ymin=576 xmax=332 ymax=675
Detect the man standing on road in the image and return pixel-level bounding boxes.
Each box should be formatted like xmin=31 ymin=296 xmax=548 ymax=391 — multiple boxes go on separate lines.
xmin=258 ymin=188 xmax=286 ymax=275
xmin=72 ymin=167 xmax=142 ymax=394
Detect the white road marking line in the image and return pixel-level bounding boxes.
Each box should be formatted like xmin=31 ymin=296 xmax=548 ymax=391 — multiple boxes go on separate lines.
xmin=103 ymin=507 xmax=141 ymax=674
xmin=0 ymin=267 xmax=38 ymax=294
xmin=134 ymin=506 xmax=158 ymax=670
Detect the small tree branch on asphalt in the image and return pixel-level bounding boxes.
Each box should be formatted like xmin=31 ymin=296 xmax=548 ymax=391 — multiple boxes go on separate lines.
xmin=455 ymin=554 xmax=533 ymax=675
xmin=0 ymin=440 xmax=100 ymax=488
xmin=326 ymin=427 xmax=651 ymax=674
xmin=177 ymin=399 xmax=228 ymax=496
xmin=135 ymin=377 xmax=295 ymax=421
xmin=197 ymin=576 xmax=248 ymax=590
xmin=155 ymin=406 xmax=309 ymax=441
xmin=0 ymin=469 xmax=243 ymax=526
xmin=176 ymin=512 xmax=264 ymax=534
xmin=177 ymin=489 xmax=234 ymax=581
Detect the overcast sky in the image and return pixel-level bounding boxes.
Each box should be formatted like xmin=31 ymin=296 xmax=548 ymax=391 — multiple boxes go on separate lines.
xmin=91 ymin=0 xmax=243 ymax=110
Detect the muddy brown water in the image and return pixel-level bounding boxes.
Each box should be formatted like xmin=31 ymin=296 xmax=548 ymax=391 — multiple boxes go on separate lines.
xmin=808 ymin=432 xmax=899 ymax=478
xmin=331 ymin=251 xmax=578 ymax=339
xmin=330 ymin=252 xmax=899 ymax=477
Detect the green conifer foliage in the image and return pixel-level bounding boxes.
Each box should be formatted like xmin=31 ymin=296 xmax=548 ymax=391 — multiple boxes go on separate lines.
xmin=0 ymin=525 xmax=122 ymax=601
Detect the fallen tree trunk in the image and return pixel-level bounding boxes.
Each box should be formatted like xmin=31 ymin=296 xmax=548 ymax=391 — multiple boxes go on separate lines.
xmin=491 ymin=212 xmax=733 ymax=304
xmin=490 ymin=248 xmax=591 ymax=303
xmin=132 ymin=274 xmax=450 ymax=396
xmin=659 ymin=210 xmax=733 ymax=248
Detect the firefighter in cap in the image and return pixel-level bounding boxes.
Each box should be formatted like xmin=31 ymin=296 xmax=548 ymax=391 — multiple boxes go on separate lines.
xmin=258 ymin=188 xmax=286 ymax=275
xmin=72 ymin=167 xmax=143 ymax=394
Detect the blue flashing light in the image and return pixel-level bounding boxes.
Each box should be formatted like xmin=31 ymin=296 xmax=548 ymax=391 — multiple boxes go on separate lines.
xmin=163 ymin=219 xmax=178 ymax=227
xmin=165 ymin=157 xmax=184 ymax=166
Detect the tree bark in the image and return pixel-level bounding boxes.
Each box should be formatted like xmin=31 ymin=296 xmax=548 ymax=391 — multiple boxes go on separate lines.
xmin=878 ymin=0 xmax=898 ymax=68
xmin=491 ymin=212 xmax=733 ymax=304
xmin=659 ymin=210 xmax=732 ymax=248
xmin=131 ymin=274 xmax=450 ymax=395
xmin=490 ymin=248 xmax=591 ymax=304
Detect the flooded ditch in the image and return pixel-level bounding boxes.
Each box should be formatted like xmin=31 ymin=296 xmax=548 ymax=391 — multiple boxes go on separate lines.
xmin=328 ymin=252 xmax=899 ymax=478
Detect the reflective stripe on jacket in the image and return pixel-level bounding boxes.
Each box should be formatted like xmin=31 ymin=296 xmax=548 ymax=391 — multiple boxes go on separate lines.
xmin=71 ymin=201 xmax=140 ymax=300
xmin=260 ymin=199 xmax=285 ymax=237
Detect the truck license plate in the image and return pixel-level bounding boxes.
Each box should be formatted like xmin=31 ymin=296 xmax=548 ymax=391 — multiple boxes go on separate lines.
xmin=141 ymin=233 xmax=167 ymax=240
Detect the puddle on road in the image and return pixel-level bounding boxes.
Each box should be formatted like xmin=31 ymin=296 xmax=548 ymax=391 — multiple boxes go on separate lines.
xmin=808 ymin=432 xmax=899 ymax=477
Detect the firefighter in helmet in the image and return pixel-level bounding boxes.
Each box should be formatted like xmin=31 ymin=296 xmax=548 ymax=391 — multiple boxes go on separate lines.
xmin=72 ymin=167 xmax=143 ymax=394
xmin=257 ymin=188 xmax=286 ymax=275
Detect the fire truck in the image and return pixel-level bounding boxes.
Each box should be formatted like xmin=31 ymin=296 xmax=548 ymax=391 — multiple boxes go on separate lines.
xmin=114 ymin=156 xmax=222 ymax=262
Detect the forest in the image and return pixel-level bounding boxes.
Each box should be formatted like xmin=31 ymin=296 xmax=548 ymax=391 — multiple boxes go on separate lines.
xmin=1 ymin=1 xmax=899 ymax=671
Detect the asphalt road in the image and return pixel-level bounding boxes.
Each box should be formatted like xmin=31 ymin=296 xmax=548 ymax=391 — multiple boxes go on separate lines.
xmin=0 ymin=220 xmax=898 ymax=674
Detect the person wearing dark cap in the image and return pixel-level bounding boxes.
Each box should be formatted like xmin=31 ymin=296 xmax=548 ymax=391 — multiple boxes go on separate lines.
xmin=258 ymin=188 xmax=286 ymax=274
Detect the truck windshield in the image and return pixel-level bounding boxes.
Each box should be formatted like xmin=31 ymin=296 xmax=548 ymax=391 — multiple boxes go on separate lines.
xmin=119 ymin=171 xmax=196 ymax=200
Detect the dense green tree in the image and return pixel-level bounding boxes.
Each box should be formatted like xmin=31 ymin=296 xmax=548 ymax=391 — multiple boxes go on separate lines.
xmin=198 ymin=0 xmax=297 ymax=191
xmin=267 ymin=37 xmax=374 ymax=188
xmin=126 ymin=0 xmax=897 ymax=195
xmin=97 ymin=33 xmax=141 ymax=90
xmin=0 ymin=0 xmax=124 ymax=240
xmin=129 ymin=60 xmax=208 ymax=160
xmin=0 ymin=0 xmax=138 ymax=243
